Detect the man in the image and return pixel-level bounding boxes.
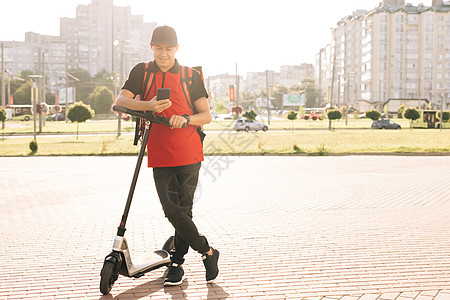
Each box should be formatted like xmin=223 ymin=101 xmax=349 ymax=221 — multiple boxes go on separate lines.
xmin=115 ymin=25 xmax=219 ymax=286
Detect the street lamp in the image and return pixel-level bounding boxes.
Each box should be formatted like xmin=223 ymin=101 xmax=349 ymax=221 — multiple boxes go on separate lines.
xmin=27 ymin=75 xmax=42 ymax=141
xmin=113 ymin=40 xmax=129 ymax=137
xmin=440 ymin=89 xmax=445 ymax=131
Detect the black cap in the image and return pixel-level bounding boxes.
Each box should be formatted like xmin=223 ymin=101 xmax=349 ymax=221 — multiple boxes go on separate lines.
xmin=150 ymin=26 xmax=178 ymax=47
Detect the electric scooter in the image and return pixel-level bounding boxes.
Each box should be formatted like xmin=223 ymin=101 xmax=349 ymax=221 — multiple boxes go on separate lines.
xmin=100 ymin=105 xmax=183 ymax=295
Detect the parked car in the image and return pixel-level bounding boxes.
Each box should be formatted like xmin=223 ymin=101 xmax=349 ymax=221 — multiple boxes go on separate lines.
xmin=21 ymin=114 xmax=32 ymax=121
xmin=371 ymin=119 xmax=401 ymax=129
xmin=234 ymin=118 xmax=269 ymax=132
xmin=52 ymin=113 xmax=65 ymax=121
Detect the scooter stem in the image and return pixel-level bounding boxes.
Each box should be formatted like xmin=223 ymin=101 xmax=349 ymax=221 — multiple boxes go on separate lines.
xmin=117 ymin=121 xmax=151 ymax=237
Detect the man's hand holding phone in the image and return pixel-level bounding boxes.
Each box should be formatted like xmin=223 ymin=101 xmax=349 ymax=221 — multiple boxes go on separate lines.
xmin=144 ymin=88 xmax=171 ymax=113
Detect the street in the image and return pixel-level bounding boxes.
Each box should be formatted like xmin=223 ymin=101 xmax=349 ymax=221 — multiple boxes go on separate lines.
xmin=0 ymin=156 xmax=450 ymax=299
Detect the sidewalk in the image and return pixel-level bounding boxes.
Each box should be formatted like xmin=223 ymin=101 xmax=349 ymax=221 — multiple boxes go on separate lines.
xmin=0 ymin=156 xmax=449 ymax=299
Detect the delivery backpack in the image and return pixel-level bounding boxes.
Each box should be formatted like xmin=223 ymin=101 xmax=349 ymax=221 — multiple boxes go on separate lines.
xmin=133 ymin=63 xmax=206 ymax=146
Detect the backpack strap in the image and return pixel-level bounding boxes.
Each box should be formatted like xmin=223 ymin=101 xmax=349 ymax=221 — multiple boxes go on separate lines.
xmin=180 ymin=66 xmax=194 ymax=112
xmin=180 ymin=65 xmax=204 ymax=114
xmin=141 ymin=62 xmax=155 ymax=101
xmin=134 ymin=62 xmax=154 ymax=146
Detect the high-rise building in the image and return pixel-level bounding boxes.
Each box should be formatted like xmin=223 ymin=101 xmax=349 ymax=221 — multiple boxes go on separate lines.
xmin=60 ymin=0 xmax=156 ymax=78
xmin=278 ymin=64 xmax=314 ymax=88
xmin=1 ymin=0 xmax=157 ymax=98
xmin=316 ymin=0 xmax=450 ymax=112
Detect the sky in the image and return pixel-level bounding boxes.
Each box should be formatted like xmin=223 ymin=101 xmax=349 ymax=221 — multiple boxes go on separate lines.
xmin=0 ymin=0 xmax=425 ymax=77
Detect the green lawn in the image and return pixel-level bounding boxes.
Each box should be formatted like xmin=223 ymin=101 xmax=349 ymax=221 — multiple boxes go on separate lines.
xmin=1 ymin=129 xmax=448 ymax=156
xmin=1 ymin=117 xmax=413 ymax=134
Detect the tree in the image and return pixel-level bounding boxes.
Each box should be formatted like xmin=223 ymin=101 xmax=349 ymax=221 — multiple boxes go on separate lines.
xmin=437 ymin=111 xmax=450 ymax=122
xmin=340 ymin=105 xmax=347 ymax=120
xmin=286 ymin=110 xmax=298 ymax=132
xmin=327 ymin=109 xmax=342 ymax=130
xmin=213 ymin=102 xmax=227 ymax=114
xmin=398 ymin=104 xmax=406 ymax=118
xmin=366 ymin=110 xmax=381 ymax=121
xmin=67 ymin=101 xmax=95 ymax=139
xmin=242 ymin=109 xmax=257 ymax=121
xmin=292 ymin=78 xmax=319 ymax=108
xmin=68 ymin=69 xmax=94 ymax=104
xmin=90 ymin=86 xmax=114 ymax=114
xmin=13 ymin=82 xmax=32 ymax=105
xmin=231 ymin=105 xmax=243 ymax=118
xmin=93 ymin=69 xmax=116 ymax=92
xmin=19 ymin=70 xmax=34 ymax=80
xmin=270 ymin=84 xmax=288 ymax=109
xmin=404 ymin=108 xmax=420 ymax=130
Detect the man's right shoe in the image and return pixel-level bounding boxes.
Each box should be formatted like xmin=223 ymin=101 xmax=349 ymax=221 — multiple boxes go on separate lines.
xmin=164 ymin=262 xmax=185 ymax=286
xmin=202 ymin=248 xmax=220 ymax=283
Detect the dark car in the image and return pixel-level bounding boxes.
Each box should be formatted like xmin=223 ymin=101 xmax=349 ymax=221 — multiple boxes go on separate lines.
xmin=371 ymin=119 xmax=401 ymax=129
xmin=52 ymin=113 xmax=65 ymax=121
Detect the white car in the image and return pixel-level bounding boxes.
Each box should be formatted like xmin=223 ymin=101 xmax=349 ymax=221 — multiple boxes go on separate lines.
xmin=234 ymin=118 xmax=269 ymax=132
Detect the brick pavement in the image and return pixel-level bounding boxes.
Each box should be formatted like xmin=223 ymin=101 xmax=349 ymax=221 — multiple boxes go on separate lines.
xmin=0 ymin=156 xmax=450 ymax=299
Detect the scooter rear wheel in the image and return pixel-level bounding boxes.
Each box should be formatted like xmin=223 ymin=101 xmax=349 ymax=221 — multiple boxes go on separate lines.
xmin=100 ymin=260 xmax=117 ymax=295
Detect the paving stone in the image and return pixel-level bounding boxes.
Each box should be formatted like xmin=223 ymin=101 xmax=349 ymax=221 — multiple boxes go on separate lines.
xmin=1 ymin=156 xmax=450 ymax=299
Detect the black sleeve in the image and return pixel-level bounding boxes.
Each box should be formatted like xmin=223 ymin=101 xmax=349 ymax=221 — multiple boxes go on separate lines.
xmin=122 ymin=62 xmax=146 ymax=97
xmin=190 ymin=70 xmax=209 ymax=103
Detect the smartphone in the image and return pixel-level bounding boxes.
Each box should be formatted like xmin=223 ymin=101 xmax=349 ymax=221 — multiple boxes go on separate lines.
xmin=157 ymin=88 xmax=171 ymax=101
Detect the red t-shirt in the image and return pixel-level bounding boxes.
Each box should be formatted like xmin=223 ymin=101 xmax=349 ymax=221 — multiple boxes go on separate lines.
xmin=122 ymin=60 xmax=208 ymax=168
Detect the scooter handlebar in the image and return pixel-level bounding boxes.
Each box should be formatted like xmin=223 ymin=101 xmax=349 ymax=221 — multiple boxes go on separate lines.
xmin=112 ymin=105 xmax=186 ymax=128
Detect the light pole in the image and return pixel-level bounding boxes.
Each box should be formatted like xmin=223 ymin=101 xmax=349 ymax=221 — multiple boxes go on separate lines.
xmin=27 ymin=75 xmax=42 ymax=141
xmin=1 ymin=43 xmax=5 ymax=109
xmin=265 ymin=70 xmax=271 ymax=125
xmin=440 ymin=89 xmax=444 ymax=131
xmin=346 ymin=72 xmax=354 ymax=126
xmin=113 ymin=40 xmax=128 ymax=137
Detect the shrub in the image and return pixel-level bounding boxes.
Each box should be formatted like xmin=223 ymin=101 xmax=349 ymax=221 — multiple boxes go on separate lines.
xmin=29 ymin=139 xmax=38 ymax=154
xmin=242 ymin=109 xmax=257 ymax=121
xmin=327 ymin=109 xmax=342 ymax=121
xmin=437 ymin=111 xmax=450 ymax=122
xmin=286 ymin=110 xmax=298 ymax=121
xmin=0 ymin=106 xmax=7 ymax=123
xmin=404 ymin=108 xmax=420 ymax=130
xmin=67 ymin=101 xmax=95 ymax=139
xmin=366 ymin=110 xmax=381 ymax=121
xmin=231 ymin=105 xmax=243 ymax=117
xmin=327 ymin=109 xmax=342 ymax=130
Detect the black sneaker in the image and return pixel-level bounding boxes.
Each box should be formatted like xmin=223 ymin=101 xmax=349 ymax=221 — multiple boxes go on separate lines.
xmin=202 ymin=248 xmax=220 ymax=283
xmin=164 ymin=262 xmax=185 ymax=286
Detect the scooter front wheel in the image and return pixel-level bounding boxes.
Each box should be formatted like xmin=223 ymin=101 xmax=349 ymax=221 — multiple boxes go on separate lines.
xmin=100 ymin=260 xmax=118 ymax=295
xmin=162 ymin=236 xmax=174 ymax=253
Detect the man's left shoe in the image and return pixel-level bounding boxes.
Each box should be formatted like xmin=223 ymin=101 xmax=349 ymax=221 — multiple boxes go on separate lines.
xmin=202 ymin=248 xmax=220 ymax=283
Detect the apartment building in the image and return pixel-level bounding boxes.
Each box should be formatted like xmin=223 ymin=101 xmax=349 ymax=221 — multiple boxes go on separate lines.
xmin=278 ymin=64 xmax=314 ymax=88
xmin=316 ymin=0 xmax=450 ymax=112
xmin=60 ymin=0 xmax=156 ymax=78
xmin=1 ymin=0 xmax=156 ymax=95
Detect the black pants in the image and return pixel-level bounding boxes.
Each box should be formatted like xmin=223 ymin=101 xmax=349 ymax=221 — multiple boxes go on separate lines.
xmin=153 ymin=162 xmax=210 ymax=265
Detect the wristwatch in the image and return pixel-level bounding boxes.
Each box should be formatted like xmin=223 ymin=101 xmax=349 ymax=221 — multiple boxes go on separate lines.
xmin=182 ymin=114 xmax=190 ymax=125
